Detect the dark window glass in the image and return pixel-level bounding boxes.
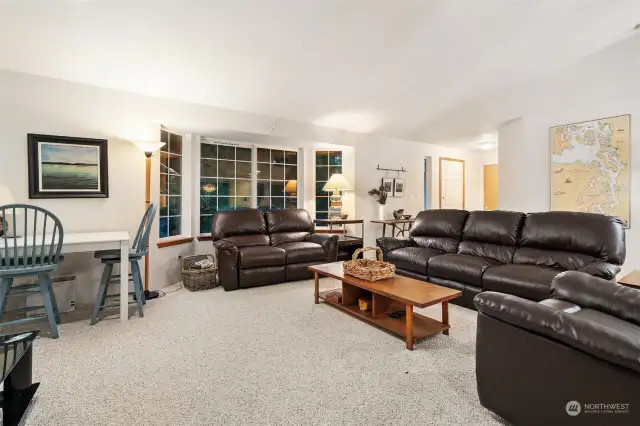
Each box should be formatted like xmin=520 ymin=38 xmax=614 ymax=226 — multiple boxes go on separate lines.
xmin=316 ymin=166 xmax=328 ymax=181
xmin=316 ymin=151 xmax=329 ymax=165
xmin=329 ymin=151 xmax=342 ymax=165
xmin=168 ymin=175 xmax=181 ymax=193
xmin=257 ymin=197 xmax=270 ymax=210
xmin=168 ymin=196 xmax=181 ymax=216
xmin=271 ymin=182 xmax=284 ymax=197
xmin=237 ymin=147 xmax=252 ymax=161
xmin=285 ymin=197 xmax=297 ymax=209
xmin=236 ymin=197 xmax=252 ymax=209
xmin=218 ymin=179 xmax=235 ymax=196
xmin=235 ymin=180 xmax=251 ymax=197
xmin=201 ymin=143 xmax=217 ymax=159
xmin=257 ymin=181 xmax=270 ymax=197
xmin=257 ymin=148 xmax=270 ymax=162
xmin=285 ymin=151 xmax=298 ymax=164
xmin=218 ymin=145 xmax=235 ymax=160
xmin=316 ymin=181 xmax=327 ymax=196
xmin=257 ymin=163 xmax=269 ymax=179
xmin=285 ymin=166 xmax=297 ymax=181
xmin=168 ymin=216 xmax=181 ymax=236
xmin=160 ymin=174 xmax=168 ymax=195
xmin=271 ymin=197 xmax=284 ymax=209
xmin=169 ymin=134 xmax=182 ymax=155
xmin=159 ymin=217 xmax=169 ymax=238
xmin=200 ymin=197 xmax=217 ymax=214
xmin=271 ymin=164 xmax=284 ymax=180
xmin=168 ymin=155 xmax=181 ymax=175
xmin=200 ymin=215 xmax=212 ymax=234
xmin=316 ymin=212 xmax=328 ymax=220
xmin=218 ymin=160 xmax=235 ymax=178
xmin=201 ymin=159 xmax=217 ymax=177
xmin=316 ymin=197 xmax=329 ymax=211
xmin=218 ymin=197 xmax=235 ymax=211
xmin=236 ymin=162 xmax=251 ymax=179
xmin=200 ymin=178 xmax=217 ymax=196
xmin=329 ymin=165 xmax=342 ymax=176
xmin=271 ymin=150 xmax=285 ymax=164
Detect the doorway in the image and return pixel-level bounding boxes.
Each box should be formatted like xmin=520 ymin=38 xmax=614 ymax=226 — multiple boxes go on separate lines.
xmin=439 ymin=157 xmax=465 ymax=209
xmin=484 ymin=164 xmax=498 ymax=210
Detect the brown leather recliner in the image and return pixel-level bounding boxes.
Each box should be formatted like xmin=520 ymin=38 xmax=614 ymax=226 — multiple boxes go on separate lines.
xmin=474 ymin=271 xmax=640 ymax=426
xmin=212 ymin=209 xmax=338 ymax=291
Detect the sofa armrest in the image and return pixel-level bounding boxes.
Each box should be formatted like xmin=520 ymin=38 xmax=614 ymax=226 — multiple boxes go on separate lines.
xmin=305 ymin=234 xmax=338 ymax=261
xmin=474 ymin=291 xmax=640 ymax=373
xmin=212 ymin=240 xmax=240 ymax=291
xmin=551 ymin=271 xmax=640 ymax=326
xmin=577 ymin=261 xmax=621 ymax=280
xmin=376 ymin=237 xmax=416 ymax=260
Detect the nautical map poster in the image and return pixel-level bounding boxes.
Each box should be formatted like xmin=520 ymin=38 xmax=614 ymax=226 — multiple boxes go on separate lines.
xmin=550 ymin=114 xmax=630 ymax=227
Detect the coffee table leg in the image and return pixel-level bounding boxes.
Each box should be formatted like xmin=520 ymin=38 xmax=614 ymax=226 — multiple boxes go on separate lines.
xmin=442 ymin=301 xmax=449 ymax=335
xmin=406 ymin=304 xmax=414 ymax=350
xmin=314 ymin=271 xmax=319 ymax=304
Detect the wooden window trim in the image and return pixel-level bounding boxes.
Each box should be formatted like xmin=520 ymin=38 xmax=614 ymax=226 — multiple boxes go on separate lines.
xmin=157 ymin=236 xmax=194 ymax=248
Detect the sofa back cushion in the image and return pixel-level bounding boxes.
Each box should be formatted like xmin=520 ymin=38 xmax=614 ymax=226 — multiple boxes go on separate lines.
xmin=458 ymin=211 xmax=525 ymax=264
xmin=514 ymin=211 xmax=626 ymax=268
xmin=211 ymin=209 xmax=269 ymax=247
xmin=264 ymin=209 xmax=314 ymax=245
xmin=409 ymin=209 xmax=469 ymax=253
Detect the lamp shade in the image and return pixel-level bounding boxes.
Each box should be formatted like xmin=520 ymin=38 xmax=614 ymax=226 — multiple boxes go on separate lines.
xmin=0 ymin=185 xmax=16 ymax=206
xmin=132 ymin=140 xmax=166 ymax=154
xmin=322 ymin=174 xmax=352 ymax=191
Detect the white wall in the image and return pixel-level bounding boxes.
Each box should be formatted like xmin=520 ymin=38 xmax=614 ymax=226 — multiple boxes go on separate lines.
xmin=0 ymin=69 xmax=485 ymax=288
xmin=491 ymin=34 xmax=640 ymax=273
xmin=483 ymin=147 xmax=498 ymax=165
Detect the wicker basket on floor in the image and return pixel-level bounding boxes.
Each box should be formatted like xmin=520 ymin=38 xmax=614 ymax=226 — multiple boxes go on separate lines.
xmin=181 ymin=254 xmax=218 ymax=291
xmin=343 ymin=247 xmax=395 ymax=281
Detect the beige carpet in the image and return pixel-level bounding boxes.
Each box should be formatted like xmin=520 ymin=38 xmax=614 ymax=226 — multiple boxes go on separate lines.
xmin=21 ymin=278 xmax=506 ymax=426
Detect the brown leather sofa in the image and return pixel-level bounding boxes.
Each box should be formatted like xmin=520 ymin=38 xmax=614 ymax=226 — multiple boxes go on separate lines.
xmin=474 ymin=272 xmax=640 ymax=426
xmin=377 ymin=209 xmax=625 ymax=308
xmin=212 ymin=209 xmax=338 ymax=291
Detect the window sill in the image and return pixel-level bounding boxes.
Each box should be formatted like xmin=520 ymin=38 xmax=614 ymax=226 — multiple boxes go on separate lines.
xmin=157 ymin=236 xmax=194 ymax=248
xmin=197 ymin=235 xmax=213 ymax=242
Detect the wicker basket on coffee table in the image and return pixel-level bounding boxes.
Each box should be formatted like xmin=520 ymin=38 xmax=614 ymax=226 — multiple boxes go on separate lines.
xmin=343 ymin=247 xmax=395 ymax=281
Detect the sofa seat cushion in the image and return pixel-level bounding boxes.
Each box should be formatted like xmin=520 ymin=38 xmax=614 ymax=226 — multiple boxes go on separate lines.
xmin=239 ymin=246 xmax=286 ymax=269
xmin=482 ymin=264 xmax=564 ymax=301
xmin=387 ymin=247 xmax=442 ymax=275
xmin=428 ymin=254 xmax=501 ymax=287
xmin=278 ymin=242 xmax=326 ymax=264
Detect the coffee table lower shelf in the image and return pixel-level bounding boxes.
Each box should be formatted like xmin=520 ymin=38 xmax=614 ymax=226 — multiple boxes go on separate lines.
xmin=319 ymin=289 xmax=449 ymax=342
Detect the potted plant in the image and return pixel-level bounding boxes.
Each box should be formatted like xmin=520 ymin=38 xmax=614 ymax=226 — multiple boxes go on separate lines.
xmin=368 ymin=185 xmax=389 ymax=220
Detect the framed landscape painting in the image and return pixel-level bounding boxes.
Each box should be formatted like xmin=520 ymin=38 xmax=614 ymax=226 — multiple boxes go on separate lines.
xmin=28 ymin=134 xmax=109 ymax=199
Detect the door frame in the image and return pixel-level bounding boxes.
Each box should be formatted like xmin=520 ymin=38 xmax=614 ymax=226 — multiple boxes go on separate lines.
xmin=439 ymin=157 xmax=465 ymax=209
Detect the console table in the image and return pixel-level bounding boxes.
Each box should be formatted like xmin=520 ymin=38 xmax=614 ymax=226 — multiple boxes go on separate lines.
xmin=618 ymin=270 xmax=640 ymax=290
xmin=1 ymin=330 xmax=39 ymax=426
xmin=314 ymin=219 xmax=364 ymax=261
xmin=371 ymin=219 xmax=415 ymax=237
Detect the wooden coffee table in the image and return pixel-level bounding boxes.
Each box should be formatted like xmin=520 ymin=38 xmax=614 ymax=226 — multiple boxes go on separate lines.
xmin=309 ymin=262 xmax=462 ymax=350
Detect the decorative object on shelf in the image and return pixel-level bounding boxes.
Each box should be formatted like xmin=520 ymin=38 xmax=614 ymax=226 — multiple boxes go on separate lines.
xmin=132 ymin=138 xmax=166 ymax=299
xmin=403 ymin=214 xmax=412 ymax=219
xmin=27 ymin=134 xmax=109 ymax=199
xmin=181 ymin=254 xmax=218 ymax=291
xmin=343 ymin=247 xmax=395 ymax=281
xmin=392 ymin=209 xmax=405 ymax=219
xmin=550 ymin=114 xmax=630 ymax=228
xmin=381 ymin=178 xmax=393 ymax=194
xmin=340 ymin=213 xmax=349 ymax=219
xmin=325 ymin=291 xmax=342 ymax=304
xmin=358 ymin=297 xmax=371 ymax=311
xmin=393 ymin=178 xmax=405 ymax=197
xmin=322 ymin=173 xmax=352 ymax=219
xmin=368 ymin=184 xmax=389 ymax=220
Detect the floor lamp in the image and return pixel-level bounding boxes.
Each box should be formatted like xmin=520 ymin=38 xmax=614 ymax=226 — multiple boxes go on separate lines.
xmin=132 ymin=140 xmax=166 ymax=300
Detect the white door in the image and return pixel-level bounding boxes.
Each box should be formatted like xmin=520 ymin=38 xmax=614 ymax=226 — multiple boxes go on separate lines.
xmin=440 ymin=158 xmax=465 ymax=209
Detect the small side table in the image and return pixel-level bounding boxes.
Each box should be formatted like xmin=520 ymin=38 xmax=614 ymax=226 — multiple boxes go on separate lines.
xmin=617 ymin=270 xmax=640 ymax=290
xmin=371 ymin=219 xmax=415 ymax=237
xmin=314 ymin=219 xmax=364 ymax=262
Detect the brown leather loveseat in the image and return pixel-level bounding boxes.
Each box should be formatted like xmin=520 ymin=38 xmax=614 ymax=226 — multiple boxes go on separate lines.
xmin=212 ymin=209 xmax=338 ymax=291
xmin=377 ymin=209 xmax=625 ymax=308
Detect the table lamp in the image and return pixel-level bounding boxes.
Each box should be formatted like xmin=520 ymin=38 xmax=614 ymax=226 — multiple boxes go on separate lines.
xmin=322 ymin=174 xmax=352 ymax=219
xmin=284 ymin=180 xmax=297 ymax=197
xmin=131 ymin=140 xmax=166 ymax=300
xmin=0 ymin=185 xmax=16 ymax=238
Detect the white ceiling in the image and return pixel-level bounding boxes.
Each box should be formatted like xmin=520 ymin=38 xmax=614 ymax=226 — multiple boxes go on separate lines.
xmin=2 ymin=0 xmax=640 ymax=144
